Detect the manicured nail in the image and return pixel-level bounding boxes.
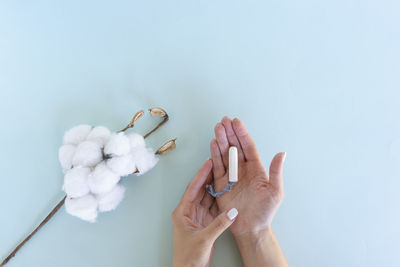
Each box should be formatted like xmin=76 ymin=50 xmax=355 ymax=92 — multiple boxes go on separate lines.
xmin=227 ymin=208 xmax=238 ymax=220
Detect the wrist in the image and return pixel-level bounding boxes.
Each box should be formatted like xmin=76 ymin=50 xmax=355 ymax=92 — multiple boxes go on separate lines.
xmin=234 ymin=225 xmax=273 ymax=246
xmin=233 ymin=226 xmax=289 ymax=267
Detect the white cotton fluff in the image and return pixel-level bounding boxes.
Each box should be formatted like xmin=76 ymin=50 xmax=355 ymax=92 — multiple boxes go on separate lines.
xmin=65 ymin=194 xmax=98 ymax=223
xmin=104 ymin=132 xmax=130 ymax=156
xmin=106 ymin=154 xmax=136 ymax=176
xmin=127 ymin=133 xmax=145 ymax=149
xmin=63 ymin=124 xmax=92 ymax=145
xmin=58 ymin=144 xmax=76 ymax=171
xmin=97 ymin=184 xmax=126 ymax=212
xmin=131 ymin=146 xmax=159 ymax=175
xmin=88 ymin=162 xmax=120 ymax=194
xmin=86 ymin=126 xmax=111 ymax=147
xmin=72 ymin=141 xmax=103 ymax=167
xmin=63 ymin=167 xmax=91 ymax=198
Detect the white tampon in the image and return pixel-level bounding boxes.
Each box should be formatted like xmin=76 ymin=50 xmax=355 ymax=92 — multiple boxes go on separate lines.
xmin=229 ymin=146 xmax=238 ymax=182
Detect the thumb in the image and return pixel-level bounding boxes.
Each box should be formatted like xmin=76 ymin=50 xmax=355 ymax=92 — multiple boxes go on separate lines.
xmin=203 ymin=208 xmax=238 ymax=241
xmin=269 ymin=152 xmax=286 ymax=190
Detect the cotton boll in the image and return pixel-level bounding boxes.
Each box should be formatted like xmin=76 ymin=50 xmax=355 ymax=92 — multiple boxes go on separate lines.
xmin=59 ymin=145 xmax=76 ymax=171
xmin=72 ymin=141 xmax=103 ymax=167
xmin=65 ymin=194 xmax=98 ymax=222
xmin=104 ymin=132 xmax=130 ymax=156
xmin=86 ymin=126 xmax=111 ymax=147
xmin=63 ymin=167 xmax=91 ymax=198
xmin=131 ymin=146 xmax=159 ymax=175
xmin=88 ymin=162 xmax=120 ymax=194
xmin=106 ymin=154 xmax=136 ymax=176
xmin=126 ymin=133 xmax=145 ymax=150
xmin=63 ymin=125 xmax=92 ymax=145
xmin=97 ymin=184 xmax=126 ymax=212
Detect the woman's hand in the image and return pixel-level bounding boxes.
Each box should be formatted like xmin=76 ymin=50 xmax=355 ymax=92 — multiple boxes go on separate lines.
xmin=172 ymin=159 xmax=238 ymax=267
xmin=209 ymin=117 xmax=288 ymax=267
xmin=210 ymin=117 xmax=286 ymax=238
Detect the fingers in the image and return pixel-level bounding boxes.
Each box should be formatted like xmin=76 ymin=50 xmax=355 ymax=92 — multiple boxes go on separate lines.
xmin=200 ymin=170 xmax=215 ymax=209
xmin=182 ymin=159 xmax=213 ymax=203
xmin=232 ymin=118 xmax=260 ymax=162
xmin=221 ymin=117 xmax=245 ymax=162
xmin=214 ymin=123 xmax=229 ymax=167
xmin=202 ymin=208 xmax=238 ymax=241
xmin=210 ymin=139 xmax=226 ymax=178
xmin=269 ymin=152 xmax=286 ymax=190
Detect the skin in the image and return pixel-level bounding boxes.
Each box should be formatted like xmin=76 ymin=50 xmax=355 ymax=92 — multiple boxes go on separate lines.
xmin=173 ymin=117 xmax=289 ymax=267
xmin=211 ymin=117 xmax=289 ymax=267
xmin=211 ymin=117 xmax=285 ymax=236
xmin=172 ymin=160 xmax=238 ymax=267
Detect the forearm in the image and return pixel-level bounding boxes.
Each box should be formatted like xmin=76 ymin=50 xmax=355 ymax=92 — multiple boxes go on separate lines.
xmin=234 ymin=227 xmax=289 ymax=267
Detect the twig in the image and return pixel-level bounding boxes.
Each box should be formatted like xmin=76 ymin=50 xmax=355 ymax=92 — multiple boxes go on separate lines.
xmin=1 ymin=196 xmax=66 ymax=267
xmin=144 ymin=115 xmax=169 ymax=138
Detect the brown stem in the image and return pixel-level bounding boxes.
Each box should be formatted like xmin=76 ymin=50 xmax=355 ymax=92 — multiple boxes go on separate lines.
xmin=144 ymin=115 xmax=169 ymax=139
xmin=1 ymin=196 xmax=66 ymax=267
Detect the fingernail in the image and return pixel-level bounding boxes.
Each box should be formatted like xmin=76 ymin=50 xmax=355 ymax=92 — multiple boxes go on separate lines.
xmin=282 ymin=152 xmax=287 ymax=163
xmin=227 ymin=208 xmax=238 ymax=220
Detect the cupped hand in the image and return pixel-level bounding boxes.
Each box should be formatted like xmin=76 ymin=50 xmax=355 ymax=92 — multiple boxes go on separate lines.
xmin=209 ymin=117 xmax=286 ymax=238
xmin=172 ymin=159 xmax=238 ymax=267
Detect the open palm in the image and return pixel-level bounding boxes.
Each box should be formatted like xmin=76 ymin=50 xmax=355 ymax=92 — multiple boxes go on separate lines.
xmin=209 ymin=117 xmax=286 ymax=236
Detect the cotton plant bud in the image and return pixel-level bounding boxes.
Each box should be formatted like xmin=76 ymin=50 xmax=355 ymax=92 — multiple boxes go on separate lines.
xmin=126 ymin=132 xmax=145 ymax=149
xmin=132 ymin=146 xmax=159 ymax=175
xmin=86 ymin=126 xmax=111 ymax=147
xmin=120 ymin=110 xmax=145 ymax=132
xmin=131 ymin=110 xmax=145 ymax=124
xmin=106 ymin=154 xmax=136 ymax=177
xmin=58 ymin=144 xmax=76 ymax=171
xmin=63 ymin=124 xmax=92 ymax=145
xmin=104 ymin=132 xmax=130 ymax=156
xmin=63 ymin=167 xmax=91 ymax=198
xmin=88 ymin=162 xmax=120 ymax=194
xmin=65 ymin=194 xmax=98 ymax=223
xmin=72 ymin=141 xmax=103 ymax=167
xmin=149 ymin=107 xmax=167 ymax=117
xmin=156 ymin=139 xmax=177 ymax=155
xmin=97 ymin=184 xmax=126 ymax=212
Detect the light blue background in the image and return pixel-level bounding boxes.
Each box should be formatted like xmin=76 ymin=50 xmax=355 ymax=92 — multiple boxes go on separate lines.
xmin=1 ymin=1 xmax=399 ymax=266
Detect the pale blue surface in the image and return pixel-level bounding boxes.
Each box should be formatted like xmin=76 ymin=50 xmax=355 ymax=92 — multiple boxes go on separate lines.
xmin=1 ymin=1 xmax=400 ymax=266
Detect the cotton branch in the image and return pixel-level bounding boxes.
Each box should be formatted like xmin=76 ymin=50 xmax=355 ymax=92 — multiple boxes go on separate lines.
xmin=1 ymin=108 xmax=175 ymax=266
